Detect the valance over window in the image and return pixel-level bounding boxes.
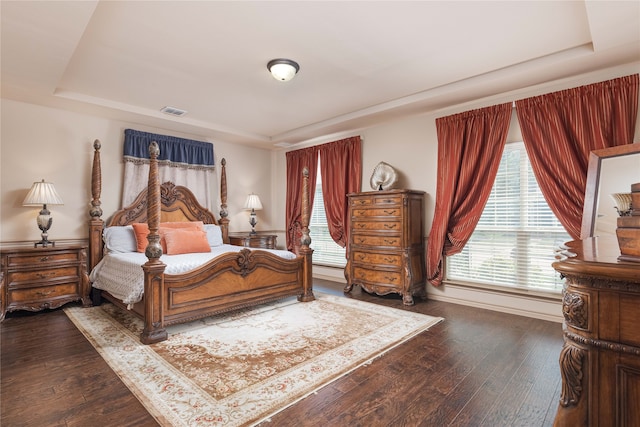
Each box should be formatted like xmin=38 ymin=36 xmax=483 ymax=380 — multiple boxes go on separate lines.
xmin=122 ymin=129 xmax=217 ymax=210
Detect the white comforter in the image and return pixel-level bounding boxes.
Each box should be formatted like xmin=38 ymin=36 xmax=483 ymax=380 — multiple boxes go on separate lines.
xmin=90 ymin=244 xmax=297 ymax=305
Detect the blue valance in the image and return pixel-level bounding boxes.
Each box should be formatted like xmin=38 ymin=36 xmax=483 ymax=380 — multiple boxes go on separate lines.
xmin=123 ymin=129 xmax=214 ymax=169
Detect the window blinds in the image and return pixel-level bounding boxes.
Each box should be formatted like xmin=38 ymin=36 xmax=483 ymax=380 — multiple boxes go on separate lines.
xmin=446 ymin=142 xmax=569 ymax=292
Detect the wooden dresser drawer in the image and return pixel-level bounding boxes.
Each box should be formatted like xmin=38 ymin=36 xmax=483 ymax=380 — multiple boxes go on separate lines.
xmin=353 ymin=267 xmax=402 ymax=286
xmin=8 ymin=266 xmax=79 ymax=285
xmin=352 ymin=220 xmax=401 ymax=232
xmin=351 ymin=251 xmax=402 ymax=267
xmin=352 ymin=207 xmax=402 ymax=218
xmin=352 ymin=234 xmax=401 ymax=248
xmin=8 ymin=283 xmax=80 ymax=304
xmin=351 ymin=194 xmax=403 ymax=207
xmin=6 ymin=251 xmax=79 ymax=267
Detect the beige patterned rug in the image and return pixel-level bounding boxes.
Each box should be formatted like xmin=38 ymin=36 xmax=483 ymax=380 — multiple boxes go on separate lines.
xmin=65 ymin=293 xmax=443 ymax=427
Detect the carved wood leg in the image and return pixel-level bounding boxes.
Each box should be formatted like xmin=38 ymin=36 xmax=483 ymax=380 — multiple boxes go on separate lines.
xmin=343 ymin=259 xmax=354 ymax=292
xmin=402 ymin=253 xmax=414 ymax=305
xmin=402 ymin=293 xmax=415 ymax=306
xmin=297 ymin=247 xmax=315 ymax=303
xmin=0 ymin=270 xmax=5 ymax=322
xmin=140 ymin=263 xmax=168 ymax=344
xmin=554 ymin=337 xmax=588 ymax=426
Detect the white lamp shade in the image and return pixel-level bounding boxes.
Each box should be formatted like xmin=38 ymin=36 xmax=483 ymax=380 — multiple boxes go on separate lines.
xmin=23 ymin=180 xmax=64 ymax=206
xmin=244 ymin=194 xmax=263 ymax=211
xmin=611 ymin=192 xmax=632 ymax=215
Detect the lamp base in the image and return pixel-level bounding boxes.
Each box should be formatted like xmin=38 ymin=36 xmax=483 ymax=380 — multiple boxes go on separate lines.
xmin=34 ymin=239 xmax=55 ymax=248
xmin=34 ymin=225 xmax=54 ymax=248
xmin=249 ymin=211 xmax=258 ymax=235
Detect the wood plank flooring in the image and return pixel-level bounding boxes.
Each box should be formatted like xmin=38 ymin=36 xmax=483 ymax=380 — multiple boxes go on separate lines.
xmin=1 ymin=280 xmax=563 ymax=426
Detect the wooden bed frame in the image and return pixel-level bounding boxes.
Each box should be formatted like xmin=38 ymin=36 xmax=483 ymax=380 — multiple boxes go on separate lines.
xmin=88 ymin=140 xmax=314 ymax=344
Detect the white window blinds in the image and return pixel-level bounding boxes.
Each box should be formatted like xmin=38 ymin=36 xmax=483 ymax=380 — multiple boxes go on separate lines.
xmin=446 ymin=142 xmax=569 ymax=292
xmin=309 ymin=166 xmax=347 ymax=267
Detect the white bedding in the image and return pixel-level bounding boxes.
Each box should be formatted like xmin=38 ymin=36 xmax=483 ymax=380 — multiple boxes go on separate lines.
xmin=90 ymin=244 xmax=297 ymax=305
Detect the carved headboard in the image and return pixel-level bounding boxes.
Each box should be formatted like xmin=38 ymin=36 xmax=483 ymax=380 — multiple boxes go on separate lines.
xmin=88 ymin=139 xmax=230 ymax=272
xmin=108 ymin=182 xmax=218 ymax=226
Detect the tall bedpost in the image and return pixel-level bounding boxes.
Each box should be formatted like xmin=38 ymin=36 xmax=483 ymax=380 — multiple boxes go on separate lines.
xmin=218 ymin=158 xmax=230 ymax=243
xmin=141 ymin=141 xmax=168 ymax=344
xmin=88 ymin=139 xmax=104 ymax=272
xmin=297 ymin=166 xmax=315 ymax=302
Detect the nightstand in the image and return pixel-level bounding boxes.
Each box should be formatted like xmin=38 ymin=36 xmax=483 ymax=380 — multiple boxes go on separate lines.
xmin=228 ymin=233 xmax=277 ymax=249
xmin=0 ymin=244 xmax=91 ymax=320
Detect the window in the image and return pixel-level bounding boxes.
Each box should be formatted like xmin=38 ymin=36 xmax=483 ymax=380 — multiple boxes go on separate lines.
xmin=446 ymin=142 xmax=569 ymax=293
xmin=309 ymin=164 xmax=347 ymax=267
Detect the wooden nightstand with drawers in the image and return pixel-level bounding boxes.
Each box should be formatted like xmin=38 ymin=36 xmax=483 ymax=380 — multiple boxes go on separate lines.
xmin=0 ymin=244 xmax=91 ymax=320
xmin=228 ymin=233 xmax=277 ymax=249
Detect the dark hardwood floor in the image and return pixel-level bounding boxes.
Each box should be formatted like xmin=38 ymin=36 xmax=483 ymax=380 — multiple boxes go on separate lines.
xmin=1 ymin=280 xmax=563 ymax=427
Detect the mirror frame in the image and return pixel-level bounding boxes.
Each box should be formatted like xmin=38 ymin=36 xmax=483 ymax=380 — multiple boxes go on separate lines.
xmin=580 ymin=143 xmax=640 ymax=239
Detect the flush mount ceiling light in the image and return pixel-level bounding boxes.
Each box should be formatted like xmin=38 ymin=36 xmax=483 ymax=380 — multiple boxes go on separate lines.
xmin=267 ymin=58 xmax=300 ymax=82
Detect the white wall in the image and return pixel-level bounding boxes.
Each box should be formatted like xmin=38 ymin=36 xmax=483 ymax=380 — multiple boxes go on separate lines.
xmin=0 ymin=99 xmax=274 ymax=246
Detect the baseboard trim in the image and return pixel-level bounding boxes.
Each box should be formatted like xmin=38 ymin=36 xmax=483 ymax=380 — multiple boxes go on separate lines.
xmin=312 ymin=267 xmax=563 ymax=323
xmin=426 ymin=283 xmax=563 ymax=323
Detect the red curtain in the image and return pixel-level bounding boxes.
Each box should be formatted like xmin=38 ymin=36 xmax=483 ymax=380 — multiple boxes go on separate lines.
xmin=318 ymin=136 xmax=362 ymax=251
xmin=285 ymin=147 xmax=318 ymax=252
xmin=426 ymin=104 xmax=512 ymax=286
xmin=516 ymin=74 xmax=639 ymax=239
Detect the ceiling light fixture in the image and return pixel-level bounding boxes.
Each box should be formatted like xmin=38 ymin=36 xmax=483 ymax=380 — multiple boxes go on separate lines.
xmin=267 ymin=58 xmax=300 ymax=82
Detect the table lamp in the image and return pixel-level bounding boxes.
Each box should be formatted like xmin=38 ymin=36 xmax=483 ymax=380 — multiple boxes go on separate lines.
xmin=23 ymin=179 xmax=64 ymax=247
xmin=244 ymin=194 xmax=263 ymax=235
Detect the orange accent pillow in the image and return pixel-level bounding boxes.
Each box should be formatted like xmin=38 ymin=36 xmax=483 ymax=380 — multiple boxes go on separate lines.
xmin=163 ymin=228 xmax=211 ymax=255
xmin=131 ymin=221 xmax=205 ymax=253
xmin=132 ymin=223 xmax=155 ymax=253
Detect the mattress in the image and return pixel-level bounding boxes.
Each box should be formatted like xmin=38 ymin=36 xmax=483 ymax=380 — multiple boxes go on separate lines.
xmin=90 ymin=244 xmax=297 ymax=305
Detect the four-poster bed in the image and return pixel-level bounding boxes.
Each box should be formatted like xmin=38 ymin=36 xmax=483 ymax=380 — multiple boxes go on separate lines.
xmin=88 ymin=140 xmax=314 ymax=344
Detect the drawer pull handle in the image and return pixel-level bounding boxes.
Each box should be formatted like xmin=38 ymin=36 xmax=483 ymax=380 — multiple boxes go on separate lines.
xmin=357 ymin=238 xmax=366 ymax=244
xmin=384 ymin=224 xmax=397 ymax=229
xmin=383 ymin=257 xmax=395 ymax=263
xmin=385 ymin=276 xmax=397 ymax=282
xmin=36 ymin=272 xmax=54 ymax=279
xmin=36 ymin=290 xmax=54 ymax=297
xmin=40 ymin=256 xmax=49 ymax=262
xmin=383 ymin=210 xmax=397 ymax=215
xmin=383 ymin=199 xmax=394 ymax=203
xmin=356 ymin=200 xmax=367 ymax=205
xmin=384 ymin=239 xmax=397 ymax=245
xmin=357 ymin=210 xmax=366 ymax=216
xmin=357 ymin=223 xmax=366 ymax=228
xmin=357 ymin=254 xmax=366 ymax=260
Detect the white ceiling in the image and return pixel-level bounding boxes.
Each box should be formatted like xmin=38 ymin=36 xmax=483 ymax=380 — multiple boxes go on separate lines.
xmin=2 ymin=1 xmax=639 ymax=149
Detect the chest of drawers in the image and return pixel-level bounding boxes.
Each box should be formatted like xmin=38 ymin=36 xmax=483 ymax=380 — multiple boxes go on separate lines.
xmin=0 ymin=245 xmax=91 ymax=320
xmin=344 ymin=190 xmax=426 ymax=305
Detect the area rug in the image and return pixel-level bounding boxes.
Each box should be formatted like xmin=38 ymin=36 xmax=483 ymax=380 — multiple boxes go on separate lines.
xmin=64 ymin=293 xmax=443 ymax=427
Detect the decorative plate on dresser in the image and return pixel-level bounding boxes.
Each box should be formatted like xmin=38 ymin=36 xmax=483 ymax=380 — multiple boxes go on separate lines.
xmin=344 ymin=189 xmax=426 ymax=305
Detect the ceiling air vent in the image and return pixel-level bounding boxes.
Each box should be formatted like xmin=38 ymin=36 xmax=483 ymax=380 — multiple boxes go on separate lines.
xmin=160 ymin=106 xmax=187 ymax=117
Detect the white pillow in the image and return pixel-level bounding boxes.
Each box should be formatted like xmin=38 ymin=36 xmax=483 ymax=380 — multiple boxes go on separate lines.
xmin=204 ymin=224 xmax=224 ymax=247
xmin=103 ymin=225 xmax=137 ymax=253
